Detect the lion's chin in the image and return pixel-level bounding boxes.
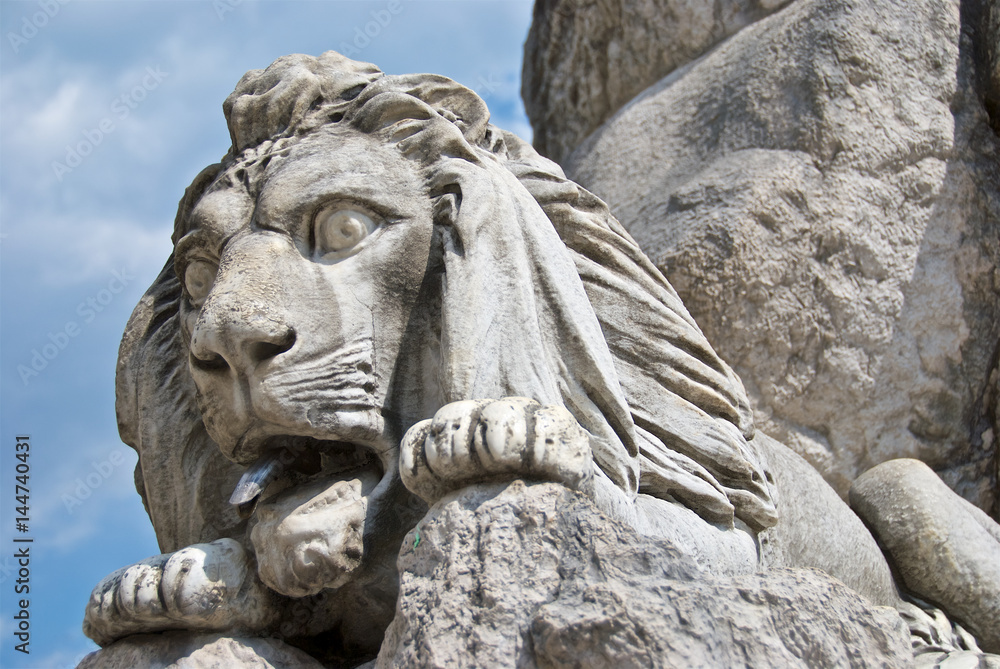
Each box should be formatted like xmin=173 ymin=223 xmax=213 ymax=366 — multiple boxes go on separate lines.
xmin=237 ymin=438 xmax=389 ymax=598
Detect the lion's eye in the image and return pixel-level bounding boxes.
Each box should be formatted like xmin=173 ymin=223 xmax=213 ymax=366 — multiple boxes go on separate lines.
xmin=184 ymin=260 xmax=218 ymax=307
xmin=314 ymin=208 xmax=376 ymax=257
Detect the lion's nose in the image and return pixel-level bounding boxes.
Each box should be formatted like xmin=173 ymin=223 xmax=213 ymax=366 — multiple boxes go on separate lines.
xmin=189 ymin=298 xmax=296 ymax=375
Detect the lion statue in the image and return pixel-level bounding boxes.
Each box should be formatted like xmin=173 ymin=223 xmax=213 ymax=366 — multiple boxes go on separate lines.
xmin=82 ymin=51 xmax=998 ymax=666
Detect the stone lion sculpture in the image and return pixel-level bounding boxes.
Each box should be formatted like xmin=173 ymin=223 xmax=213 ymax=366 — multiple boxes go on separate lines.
xmin=82 ymin=51 xmax=999 ymax=666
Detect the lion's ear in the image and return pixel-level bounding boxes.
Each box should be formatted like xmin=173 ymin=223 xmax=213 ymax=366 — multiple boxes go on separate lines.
xmin=172 ymin=163 xmax=224 ymax=244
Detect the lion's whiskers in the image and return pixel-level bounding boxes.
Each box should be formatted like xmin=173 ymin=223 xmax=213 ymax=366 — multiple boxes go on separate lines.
xmin=261 ymin=338 xmax=380 ymax=411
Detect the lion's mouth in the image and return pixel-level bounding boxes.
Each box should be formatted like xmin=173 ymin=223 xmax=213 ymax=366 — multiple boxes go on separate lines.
xmin=229 ymin=436 xmax=383 ymax=519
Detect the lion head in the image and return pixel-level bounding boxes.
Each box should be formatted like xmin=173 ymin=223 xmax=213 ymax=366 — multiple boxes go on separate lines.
xmin=115 ymin=50 xmax=776 ymax=658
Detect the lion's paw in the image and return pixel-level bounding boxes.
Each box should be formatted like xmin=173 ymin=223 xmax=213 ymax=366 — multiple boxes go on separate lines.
xmin=400 ymin=397 xmax=592 ymax=505
xmin=83 ymin=538 xmax=278 ymax=646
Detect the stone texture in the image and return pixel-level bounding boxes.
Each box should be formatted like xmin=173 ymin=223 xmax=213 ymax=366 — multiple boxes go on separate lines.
xmin=77 ymin=632 xmax=325 ymax=669
xmin=757 ymin=433 xmax=900 ymax=607
xmin=981 ymin=0 xmax=1000 ymax=131
xmin=83 ymin=539 xmax=280 ymax=647
xmin=851 ymin=459 xmax=1000 ymax=653
xmin=522 ymin=0 xmax=794 ymax=164
xmin=561 ymin=0 xmax=1000 ymax=512
xmin=899 ymin=601 xmax=1000 ymax=668
xmin=376 ymin=480 xmax=914 ymax=668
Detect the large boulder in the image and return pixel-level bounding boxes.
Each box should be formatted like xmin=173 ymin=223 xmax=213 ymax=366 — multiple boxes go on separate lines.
xmin=550 ymin=0 xmax=1000 ymax=512
xmin=522 ymin=0 xmax=794 ymax=164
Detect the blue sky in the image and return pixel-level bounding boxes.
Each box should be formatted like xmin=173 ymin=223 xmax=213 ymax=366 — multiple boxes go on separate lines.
xmin=0 ymin=1 xmax=533 ymax=665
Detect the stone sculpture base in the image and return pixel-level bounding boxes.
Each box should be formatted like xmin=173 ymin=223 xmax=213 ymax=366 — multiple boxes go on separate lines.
xmin=375 ymin=481 xmax=913 ymax=667
xmin=81 ymin=479 xmax=1000 ymax=667
xmin=77 ymin=632 xmax=325 ymax=668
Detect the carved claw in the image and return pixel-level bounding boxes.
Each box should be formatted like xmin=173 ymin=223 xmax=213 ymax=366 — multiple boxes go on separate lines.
xmin=83 ymin=538 xmax=279 ymax=646
xmin=400 ymin=397 xmax=593 ymax=505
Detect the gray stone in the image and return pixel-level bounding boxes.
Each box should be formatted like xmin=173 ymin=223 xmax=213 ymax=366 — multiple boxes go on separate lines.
xmin=901 ymin=599 xmax=1000 ymax=668
xmin=562 ymin=0 xmax=1000 ymax=511
xmin=522 ymin=0 xmax=793 ymax=164
xmin=851 ymin=459 xmax=1000 ymax=653
xmin=376 ymin=480 xmax=914 ymax=668
xmin=758 ymin=433 xmax=900 ymax=608
xmin=77 ymin=632 xmax=325 ymax=669
xmin=982 ymin=0 xmax=1000 ymax=131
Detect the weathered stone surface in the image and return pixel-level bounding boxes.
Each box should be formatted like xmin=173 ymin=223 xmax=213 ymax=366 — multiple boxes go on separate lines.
xmin=77 ymin=632 xmax=325 ymax=669
xmin=522 ymin=0 xmax=793 ymax=164
xmin=851 ymin=459 xmax=1000 ymax=653
xmin=981 ymin=0 xmax=1000 ymax=130
xmin=376 ymin=480 xmax=913 ymax=668
xmin=563 ymin=0 xmax=1000 ymax=512
xmin=900 ymin=601 xmax=1000 ymax=668
xmin=757 ymin=433 xmax=900 ymax=607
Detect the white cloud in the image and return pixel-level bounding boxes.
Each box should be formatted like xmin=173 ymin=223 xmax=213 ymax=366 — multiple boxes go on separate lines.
xmin=22 ymin=79 xmax=85 ymax=144
xmin=1 ymin=56 xmax=107 ymax=156
xmin=4 ymin=214 xmax=171 ymax=288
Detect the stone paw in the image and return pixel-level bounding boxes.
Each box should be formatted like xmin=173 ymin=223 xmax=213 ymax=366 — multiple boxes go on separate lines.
xmin=400 ymin=397 xmax=593 ymax=505
xmin=83 ymin=538 xmax=278 ymax=646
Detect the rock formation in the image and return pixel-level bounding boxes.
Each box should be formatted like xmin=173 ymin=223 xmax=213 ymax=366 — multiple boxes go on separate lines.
xmin=376 ymin=482 xmax=913 ymax=668
xmin=525 ymin=0 xmax=1000 ymax=515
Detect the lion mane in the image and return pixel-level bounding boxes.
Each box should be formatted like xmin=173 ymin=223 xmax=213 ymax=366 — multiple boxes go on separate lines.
xmin=115 ymin=51 xmax=776 ymax=558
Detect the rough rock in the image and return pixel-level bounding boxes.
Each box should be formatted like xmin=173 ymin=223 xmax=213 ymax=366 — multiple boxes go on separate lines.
xmin=559 ymin=0 xmax=1000 ymax=511
xmin=522 ymin=0 xmax=793 ymax=164
xmin=77 ymin=632 xmax=325 ymax=668
xmin=851 ymin=459 xmax=1000 ymax=653
xmin=980 ymin=0 xmax=1000 ymax=130
xmin=375 ymin=480 xmax=913 ymax=667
